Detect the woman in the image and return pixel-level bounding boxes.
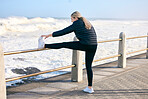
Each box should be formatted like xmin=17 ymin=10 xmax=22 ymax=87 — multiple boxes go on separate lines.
xmin=40 ymin=11 xmax=97 ymax=93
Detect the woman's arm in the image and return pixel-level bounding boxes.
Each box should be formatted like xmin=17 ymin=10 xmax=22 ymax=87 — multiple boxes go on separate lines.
xmin=41 ymin=22 xmax=75 ymax=39
xmin=52 ymin=24 xmax=75 ymax=37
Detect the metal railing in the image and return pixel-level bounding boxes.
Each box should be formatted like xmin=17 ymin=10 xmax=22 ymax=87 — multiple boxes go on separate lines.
xmin=2 ymin=32 xmax=148 ymax=82
xmin=5 ymin=65 xmax=75 ymax=82
xmin=1 ymin=32 xmax=148 ymax=99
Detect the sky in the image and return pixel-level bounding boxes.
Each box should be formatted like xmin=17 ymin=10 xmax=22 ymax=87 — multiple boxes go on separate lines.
xmin=0 ymin=0 xmax=148 ymax=19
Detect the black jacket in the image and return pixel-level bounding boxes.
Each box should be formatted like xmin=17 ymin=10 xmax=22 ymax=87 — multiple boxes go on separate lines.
xmin=52 ymin=19 xmax=97 ymax=45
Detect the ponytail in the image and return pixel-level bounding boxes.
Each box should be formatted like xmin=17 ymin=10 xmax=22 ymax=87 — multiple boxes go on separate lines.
xmin=79 ymin=17 xmax=92 ymax=30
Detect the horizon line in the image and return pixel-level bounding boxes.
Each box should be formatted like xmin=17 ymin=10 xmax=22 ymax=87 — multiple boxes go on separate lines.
xmin=0 ymin=16 xmax=148 ymax=21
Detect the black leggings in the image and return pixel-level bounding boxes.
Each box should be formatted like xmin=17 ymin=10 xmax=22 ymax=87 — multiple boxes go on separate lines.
xmin=45 ymin=41 xmax=97 ymax=86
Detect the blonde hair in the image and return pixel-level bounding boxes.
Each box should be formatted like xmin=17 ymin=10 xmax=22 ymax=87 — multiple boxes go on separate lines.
xmin=71 ymin=11 xmax=92 ymax=29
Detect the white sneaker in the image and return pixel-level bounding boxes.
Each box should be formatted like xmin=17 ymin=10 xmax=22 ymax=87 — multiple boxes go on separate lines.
xmin=83 ymin=87 xmax=94 ymax=93
xmin=38 ymin=37 xmax=45 ymax=49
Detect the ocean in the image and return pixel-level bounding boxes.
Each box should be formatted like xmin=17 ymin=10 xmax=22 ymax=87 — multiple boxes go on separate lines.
xmin=0 ymin=16 xmax=148 ymax=86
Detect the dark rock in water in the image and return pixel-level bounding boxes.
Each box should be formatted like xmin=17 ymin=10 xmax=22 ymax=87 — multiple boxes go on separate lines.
xmin=25 ymin=67 xmax=41 ymax=75
xmin=0 ymin=23 xmax=3 ymax=26
xmin=11 ymin=67 xmax=41 ymax=75
xmin=11 ymin=68 xmax=26 ymax=74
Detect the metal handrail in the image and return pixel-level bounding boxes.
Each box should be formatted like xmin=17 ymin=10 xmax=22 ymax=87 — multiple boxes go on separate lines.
xmin=91 ymin=48 xmax=148 ymax=64
xmin=98 ymin=39 xmax=121 ymax=43
xmin=127 ymin=48 xmax=148 ymax=55
xmin=4 ymin=48 xmax=49 ymax=56
xmin=4 ymin=35 xmax=148 ymax=56
xmin=4 ymin=38 xmax=122 ymax=56
xmin=4 ymin=34 xmax=148 ymax=82
xmin=127 ymin=35 xmax=148 ymax=40
xmin=6 ymin=65 xmax=75 ymax=82
xmin=83 ymin=54 xmax=121 ymax=65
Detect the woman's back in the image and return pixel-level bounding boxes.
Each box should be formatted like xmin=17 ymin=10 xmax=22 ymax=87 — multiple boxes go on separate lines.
xmin=73 ymin=19 xmax=97 ymax=45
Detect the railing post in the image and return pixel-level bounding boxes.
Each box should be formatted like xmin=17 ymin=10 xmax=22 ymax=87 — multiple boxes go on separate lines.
xmin=0 ymin=44 xmax=6 ymax=99
xmin=71 ymin=37 xmax=83 ymax=82
xmin=118 ymin=32 xmax=126 ymax=68
xmin=146 ymin=33 xmax=148 ymax=59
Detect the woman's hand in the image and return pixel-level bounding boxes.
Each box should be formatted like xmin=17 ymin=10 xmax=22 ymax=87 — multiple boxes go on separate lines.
xmin=41 ymin=34 xmax=52 ymax=39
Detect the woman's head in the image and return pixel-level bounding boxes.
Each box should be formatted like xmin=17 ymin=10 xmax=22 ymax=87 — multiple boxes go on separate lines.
xmin=71 ymin=11 xmax=82 ymax=19
xmin=71 ymin=11 xmax=81 ymax=22
xmin=71 ymin=11 xmax=92 ymax=29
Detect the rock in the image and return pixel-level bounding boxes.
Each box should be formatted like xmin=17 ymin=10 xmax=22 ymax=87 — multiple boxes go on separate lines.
xmin=11 ymin=67 xmax=41 ymax=75
xmin=0 ymin=23 xmax=3 ymax=26
xmin=11 ymin=68 xmax=26 ymax=74
xmin=25 ymin=67 xmax=41 ymax=75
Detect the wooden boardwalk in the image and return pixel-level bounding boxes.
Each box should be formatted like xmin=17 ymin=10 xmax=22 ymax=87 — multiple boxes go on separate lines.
xmin=7 ymin=53 xmax=148 ymax=99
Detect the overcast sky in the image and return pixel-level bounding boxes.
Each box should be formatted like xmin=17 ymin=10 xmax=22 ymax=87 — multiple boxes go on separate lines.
xmin=0 ymin=0 xmax=148 ymax=19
